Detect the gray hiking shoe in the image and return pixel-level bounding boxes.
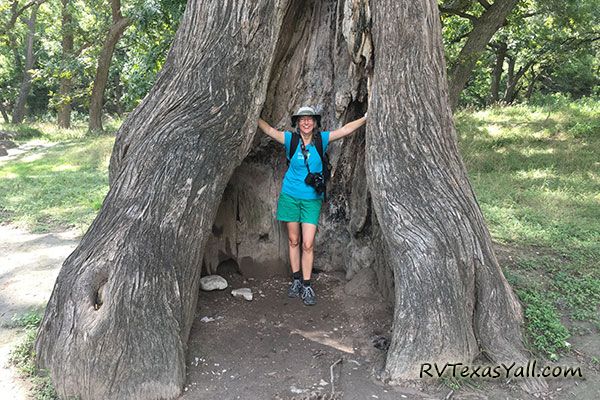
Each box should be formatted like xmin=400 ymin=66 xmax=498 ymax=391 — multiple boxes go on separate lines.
xmin=287 ymin=279 xmax=302 ymax=298
xmin=301 ymin=285 xmax=316 ymax=306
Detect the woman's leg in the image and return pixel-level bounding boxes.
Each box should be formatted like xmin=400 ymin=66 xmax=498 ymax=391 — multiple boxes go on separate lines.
xmin=287 ymin=222 xmax=301 ymax=274
xmin=300 ymin=223 xmax=317 ymax=281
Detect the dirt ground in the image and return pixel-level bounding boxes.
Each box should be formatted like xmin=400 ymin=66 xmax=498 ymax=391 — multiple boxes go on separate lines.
xmin=0 ymin=225 xmax=79 ymax=399
xmin=0 ymin=224 xmax=598 ymax=399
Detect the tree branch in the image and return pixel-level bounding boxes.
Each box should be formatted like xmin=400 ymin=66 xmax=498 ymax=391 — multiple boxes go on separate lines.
xmin=450 ymin=30 xmax=472 ymax=44
xmin=439 ymin=6 xmax=478 ymax=23
xmin=0 ymin=1 xmax=37 ymax=36
xmin=73 ymin=41 xmax=92 ymax=57
xmin=478 ymin=0 xmax=491 ymax=10
xmin=111 ymin=0 xmax=124 ymax=21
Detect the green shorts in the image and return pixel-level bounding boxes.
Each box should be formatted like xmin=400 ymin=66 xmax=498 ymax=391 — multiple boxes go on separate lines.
xmin=276 ymin=192 xmax=323 ymax=226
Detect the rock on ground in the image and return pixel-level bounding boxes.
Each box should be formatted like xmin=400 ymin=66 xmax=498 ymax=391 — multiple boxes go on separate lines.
xmin=199 ymin=275 xmax=228 ymax=291
xmin=231 ymin=288 xmax=253 ymax=301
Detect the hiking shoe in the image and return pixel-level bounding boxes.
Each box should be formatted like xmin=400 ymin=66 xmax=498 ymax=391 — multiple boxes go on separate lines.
xmin=301 ymin=285 xmax=316 ymax=306
xmin=287 ymin=279 xmax=302 ymax=298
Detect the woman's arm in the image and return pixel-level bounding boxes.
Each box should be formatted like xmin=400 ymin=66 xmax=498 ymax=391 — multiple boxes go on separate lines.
xmin=257 ymin=118 xmax=285 ymax=144
xmin=329 ymin=115 xmax=367 ymax=142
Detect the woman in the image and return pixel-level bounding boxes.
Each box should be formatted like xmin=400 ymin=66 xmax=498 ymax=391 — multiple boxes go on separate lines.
xmin=258 ymin=106 xmax=367 ymax=306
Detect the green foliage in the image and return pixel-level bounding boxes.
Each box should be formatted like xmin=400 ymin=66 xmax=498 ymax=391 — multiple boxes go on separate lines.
xmin=553 ymin=272 xmax=600 ymax=322
xmin=3 ymin=0 xmax=598 ymax=118
xmin=8 ymin=312 xmax=58 ymax=400
xmin=0 ymin=0 xmax=185 ymax=122
xmin=517 ymin=288 xmax=571 ymax=357
xmin=442 ymin=0 xmax=600 ymax=108
xmin=113 ymin=0 xmax=186 ymax=111
xmin=10 ymin=329 xmax=39 ymax=377
xmin=4 ymin=310 xmax=43 ymax=329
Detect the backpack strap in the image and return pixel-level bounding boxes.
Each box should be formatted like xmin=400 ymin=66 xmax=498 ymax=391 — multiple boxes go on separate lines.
xmin=314 ymin=131 xmax=331 ymax=202
xmin=314 ymin=131 xmax=330 ymax=181
xmin=314 ymin=132 xmax=324 ymax=165
xmin=289 ymin=130 xmax=301 ymax=161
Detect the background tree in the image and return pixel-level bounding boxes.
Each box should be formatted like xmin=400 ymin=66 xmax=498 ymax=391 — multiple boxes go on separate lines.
xmin=439 ymin=0 xmax=520 ymax=109
xmin=56 ymin=0 xmax=74 ymax=127
xmin=35 ymin=0 xmax=545 ymax=398
xmin=11 ymin=1 xmax=44 ymax=123
xmin=442 ymin=0 xmax=600 ymax=107
xmin=88 ymin=0 xmax=130 ymax=132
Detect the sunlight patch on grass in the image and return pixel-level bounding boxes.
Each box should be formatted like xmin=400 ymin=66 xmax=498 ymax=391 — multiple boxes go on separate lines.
xmin=1 ymin=171 xmax=18 ymax=179
xmin=457 ymin=97 xmax=600 ymax=357
xmin=0 ymin=131 xmax=115 ymax=232
xmin=51 ymin=164 xmax=80 ymax=172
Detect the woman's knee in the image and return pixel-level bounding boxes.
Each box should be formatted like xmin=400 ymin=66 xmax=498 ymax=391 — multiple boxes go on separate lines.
xmin=302 ymin=241 xmax=314 ymax=252
xmin=288 ymin=236 xmax=300 ymax=248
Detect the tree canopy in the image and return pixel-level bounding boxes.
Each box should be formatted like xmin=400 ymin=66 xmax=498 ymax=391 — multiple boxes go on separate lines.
xmin=1 ymin=0 xmax=598 ymax=124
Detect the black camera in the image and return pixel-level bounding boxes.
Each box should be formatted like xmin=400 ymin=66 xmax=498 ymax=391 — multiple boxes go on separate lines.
xmin=305 ymin=172 xmax=326 ymax=194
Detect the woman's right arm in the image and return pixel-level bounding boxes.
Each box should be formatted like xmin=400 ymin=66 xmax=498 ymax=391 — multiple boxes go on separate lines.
xmin=258 ymin=118 xmax=285 ymax=144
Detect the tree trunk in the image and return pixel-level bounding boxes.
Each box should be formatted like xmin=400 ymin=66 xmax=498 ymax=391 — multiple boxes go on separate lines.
xmin=0 ymin=101 xmax=9 ymax=123
xmin=504 ymin=57 xmax=531 ymax=103
xmin=447 ymin=0 xmax=518 ymax=110
xmin=88 ymin=0 xmax=130 ymax=132
xmin=37 ymin=1 xmax=293 ymax=398
xmin=57 ymin=0 xmax=74 ymax=128
xmin=36 ymin=0 xmax=546 ymax=398
xmin=366 ymin=0 xmax=543 ymax=390
xmin=525 ymin=66 xmax=538 ymax=101
xmin=12 ymin=2 xmax=40 ymax=124
xmin=489 ymin=41 xmax=507 ymax=104
xmin=504 ymin=54 xmax=515 ymax=100
xmin=368 ymin=3 xmax=543 ymax=392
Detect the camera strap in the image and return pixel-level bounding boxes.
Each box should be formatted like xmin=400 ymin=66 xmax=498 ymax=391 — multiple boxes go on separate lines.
xmin=300 ymin=141 xmax=327 ymax=201
xmin=300 ymin=141 xmax=312 ymax=174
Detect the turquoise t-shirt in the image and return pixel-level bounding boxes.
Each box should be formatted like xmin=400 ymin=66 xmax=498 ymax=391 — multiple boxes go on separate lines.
xmin=281 ymin=130 xmax=330 ymax=200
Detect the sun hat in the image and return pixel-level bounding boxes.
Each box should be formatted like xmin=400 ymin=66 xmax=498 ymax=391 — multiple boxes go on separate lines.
xmin=291 ymin=106 xmax=321 ymax=128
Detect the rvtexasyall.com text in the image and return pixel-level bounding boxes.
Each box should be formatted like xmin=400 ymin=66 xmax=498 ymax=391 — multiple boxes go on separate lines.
xmin=420 ymin=361 xmax=583 ymax=379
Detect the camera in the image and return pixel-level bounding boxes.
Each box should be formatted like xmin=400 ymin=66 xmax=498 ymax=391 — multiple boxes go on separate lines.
xmin=305 ymin=172 xmax=326 ymax=194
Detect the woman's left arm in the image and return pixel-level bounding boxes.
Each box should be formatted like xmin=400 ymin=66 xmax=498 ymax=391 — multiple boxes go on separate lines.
xmin=329 ymin=114 xmax=367 ymax=142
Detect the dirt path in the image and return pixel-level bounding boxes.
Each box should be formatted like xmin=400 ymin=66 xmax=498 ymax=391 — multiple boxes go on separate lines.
xmin=0 ymin=223 xmax=597 ymax=399
xmin=0 ymin=225 xmax=80 ymax=400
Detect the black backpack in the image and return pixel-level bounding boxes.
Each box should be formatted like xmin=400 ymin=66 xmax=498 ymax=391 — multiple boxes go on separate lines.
xmin=288 ymin=130 xmax=331 ymax=181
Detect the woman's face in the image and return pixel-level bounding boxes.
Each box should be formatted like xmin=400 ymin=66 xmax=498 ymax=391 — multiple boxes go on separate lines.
xmin=298 ymin=116 xmax=315 ymax=135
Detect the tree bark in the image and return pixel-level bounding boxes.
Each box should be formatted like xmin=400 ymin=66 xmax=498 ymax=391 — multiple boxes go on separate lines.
xmin=88 ymin=0 xmax=130 ymax=132
xmin=11 ymin=2 xmax=40 ymax=124
xmin=489 ymin=41 xmax=507 ymax=104
xmin=57 ymin=0 xmax=74 ymax=128
xmin=36 ymin=0 xmax=546 ymax=398
xmin=37 ymin=1 xmax=292 ymax=398
xmin=368 ymin=0 xmax=544 ymax=392
xmin=446 ymin=0 xmax=519 ymax=110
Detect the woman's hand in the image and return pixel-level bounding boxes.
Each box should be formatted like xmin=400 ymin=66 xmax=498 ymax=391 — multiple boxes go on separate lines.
xmin=258 ymin=118 xmax=285 ymax=144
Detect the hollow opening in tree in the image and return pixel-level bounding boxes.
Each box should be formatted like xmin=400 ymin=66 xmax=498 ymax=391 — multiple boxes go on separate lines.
xmin=200 ymin=0 xmax=375 ymax=284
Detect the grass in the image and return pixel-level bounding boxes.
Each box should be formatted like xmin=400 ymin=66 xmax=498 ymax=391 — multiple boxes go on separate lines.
xmin=455 ymin=96 xmax=600 ymax=357
xmin=0 ymin=120 xmax=116 ymax=233
xmin=7 ymin=310 xmax=58 ymax=400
